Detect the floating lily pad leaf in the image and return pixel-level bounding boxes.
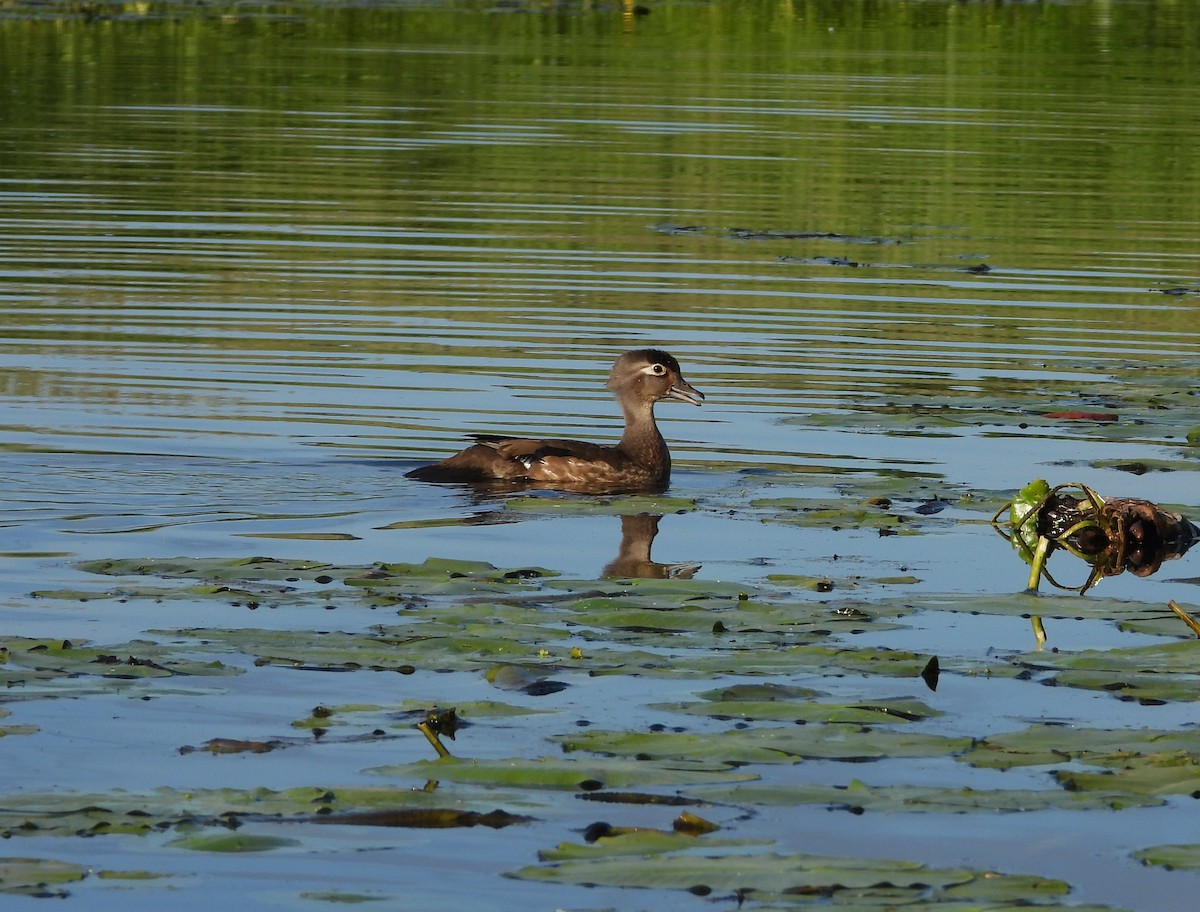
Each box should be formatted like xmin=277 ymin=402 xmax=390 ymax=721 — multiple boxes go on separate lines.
xmin=502 ymin=495 xmax=696 ymax=516
xmin=0 ymin=637 xmax=240 ymax=684
xmin=960 ymin=724 xmax=1200 ymax=770
xmin=179 ymin=738 xmax=291 ymax=755
xmin=0 ymin=784 xmax=536 ymax=840
xmin=31 ymin=582 xmax=326 ymax=607
xmin=1011 ymin=640 xmax=1200 ymax=702
xmin=160 ymin=625 xmax=568 ymax=673
xmin=561 ymin=600 xmax=869 ymax=649
xmin=68 ymin=555 xmax=558 ymax=602
xmin=547 ymin=577 xmax=757 ymax=601
xmin=627 ymin=642 xmax=940 ymax=680
xmin=513 ymin=847 xmax=1082 ymax=908
xmin=778 ymin=643 xmax=941 ymax=678
xmin=0 ymin=706 xmax=37 ymax=738
xmin=900 ymin=591 xmax=1146 ymax=623
xmin=1133 ymin=843 xmax=1200 ymax=871
xmin=94 ymin=869 xmax=170 ymax=881
xmin=77 ymin=556 xmax=341 ymax=582
xmin=299 ymin=892 xmax=389 ymax=904
xmin=561 ymin=600 xmax=732 ymax=631
xmin=168 ymin=833 xmax=301 ymax=853
xmin=1118 ymin=607 xmax=1200 ymax=639
xmin=651 ymin=694 xmax=938 ymax=724
xmin=763 ymin=573 xmax=841 ymax=590
xmin=693 ymin=683 xmax=823 ymax=702
xmin=393 ymin=699 xmax=548 ymax=719
xmin=580 ymin=642 xmax=962 ymax=682
xmin=344 ymin=576 xmax=535 ymax=597
xmin=695 ymin=780 xmax=1161 ymax=813
xmin=539 ymin=831 xmax=766 ymax=861
xmin=1053 ymin=751 xmax=1200 ymax=796
xmin=873 ymin=574 xmax=922 ymax=585
xmin=1090 ymin=458 xmax=1199 ymax=475
xmin=556 ymin=725 xmax=972 ymax=764
xmin=749 ymin=497 xmax=918 ymax=533
xmin=0 ymin=857 xmax=89 ymax=897
xmin=373 ymin=757 xmax=755 ymax=790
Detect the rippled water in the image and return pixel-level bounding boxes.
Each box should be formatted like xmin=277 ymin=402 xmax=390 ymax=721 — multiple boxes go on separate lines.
xmin=3 ymin=0 xmax=1200 ymax=908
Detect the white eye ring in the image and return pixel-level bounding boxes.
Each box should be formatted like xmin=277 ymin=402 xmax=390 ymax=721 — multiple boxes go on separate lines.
xmin=648 ymin=363 xmax=666 ymax=375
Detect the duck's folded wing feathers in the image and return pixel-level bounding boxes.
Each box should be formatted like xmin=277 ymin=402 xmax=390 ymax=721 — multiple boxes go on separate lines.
xmin=468 ymin=434 xmax=615 ymax=466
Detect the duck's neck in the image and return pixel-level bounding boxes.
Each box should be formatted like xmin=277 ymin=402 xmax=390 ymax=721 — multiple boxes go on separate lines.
xmin=618 ymin=401 xmax=668 ymax=474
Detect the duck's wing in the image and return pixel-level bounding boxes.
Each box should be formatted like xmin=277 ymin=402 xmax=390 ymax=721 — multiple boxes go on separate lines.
xmin=469 ymin=434 xmax=616 ymax=467
xmin=408 ymin=435 xmax=650 ymax=490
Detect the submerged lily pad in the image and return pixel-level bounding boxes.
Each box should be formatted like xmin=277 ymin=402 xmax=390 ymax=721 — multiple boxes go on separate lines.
xmin=168 ymin=833 xmax=301 ymax=853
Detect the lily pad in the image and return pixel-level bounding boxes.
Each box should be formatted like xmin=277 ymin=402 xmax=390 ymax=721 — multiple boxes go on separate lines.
xmin=651 ymin=691 xmax=939 ymax=724
xmin=1053 ymin=751 xmax=1200 ymax=797
xmin=0 ymin=784 xmax=539 ymax=841
xmin=556 ymin=725 xmax=972 ymax=764
xmin=1133 ymin=843 xmax=1200 ymax=870
xmin=1011 ymin=640 xmax=1200 ymax=703
xmin=167 ymin=833 xmax=301 ymax=853
xmin=513 ymin=844 xmax=1085 ymax=908
xmin=695 ymin=779 xmax=1161 ymax=813
xmin=0 ymin=857 xmax=89 ymax=897
xmin=0 ymin=636 xmax=239 ymax=690
xmin=372 ymin=756 xmax=755 ymax=790
xmin=960 ymin=724 xmax=1200 ymax=770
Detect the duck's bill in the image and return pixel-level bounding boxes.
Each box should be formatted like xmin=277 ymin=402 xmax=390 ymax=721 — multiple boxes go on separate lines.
xmin=667 ymin=381 xmax=705 ymax=406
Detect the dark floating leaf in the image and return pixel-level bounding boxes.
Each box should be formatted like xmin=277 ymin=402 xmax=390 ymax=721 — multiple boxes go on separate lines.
xmin=920 ymin=656 xmax=940 ymax=692
xmin=524 ymin=680 xmax=569 ymax=696
xmin=913 ymin=500 xmax=949 ymax=516
xmin=312 ymin=808 xmax=533 ymax=829
xmin=578 ymin=791 xmax=698 ymax=806
xmin=1039 ymin=412 xmax=1119 ymax=423
xmin=181 ymin=738 xmax=287 ymax=755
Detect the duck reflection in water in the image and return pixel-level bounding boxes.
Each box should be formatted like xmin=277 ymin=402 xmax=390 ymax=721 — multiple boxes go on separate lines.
xmin=602 ymin=513 xmax=700 ymax=580
xmin=406 ymin=349 xmax=704 ymax=493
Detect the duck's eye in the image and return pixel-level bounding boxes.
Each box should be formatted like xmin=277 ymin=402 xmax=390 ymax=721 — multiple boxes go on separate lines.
xmin=649 ymin=364 xmax=666 ymax=375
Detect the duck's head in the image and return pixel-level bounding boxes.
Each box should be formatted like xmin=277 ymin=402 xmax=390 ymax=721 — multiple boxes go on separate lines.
xmin=606 ymin=349 xmax=705 ymax=407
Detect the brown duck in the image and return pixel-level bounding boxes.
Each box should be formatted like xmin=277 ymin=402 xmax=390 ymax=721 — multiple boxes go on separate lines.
xmin=406 ymin=349 xmax=704 ymax=492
